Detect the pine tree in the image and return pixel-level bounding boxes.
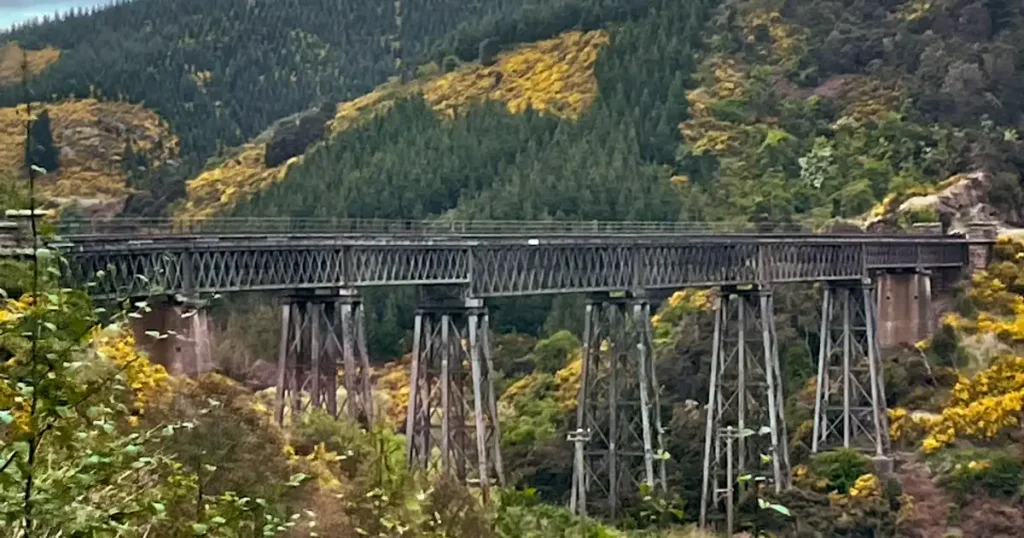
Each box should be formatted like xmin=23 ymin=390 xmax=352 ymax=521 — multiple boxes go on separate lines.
xmin=25 ymin=109 xmax=59 ymax=174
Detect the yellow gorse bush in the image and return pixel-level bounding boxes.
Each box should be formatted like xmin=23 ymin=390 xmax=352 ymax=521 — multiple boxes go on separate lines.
xmin=848 ymin=473 xmax=882 ymax=498
xmin=916 ymin=354 xmax=1024 ymax=452
xmin=93 ymin=327 xmax=170 ymax=413
xmin=425 ymin=30 xmax=609 ymax=120
xmin=914 ymin=238 xmax=1024 ymax=452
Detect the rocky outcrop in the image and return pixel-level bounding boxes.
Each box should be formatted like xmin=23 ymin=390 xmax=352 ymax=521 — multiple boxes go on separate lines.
xmin=867 ymin=171 xmax=998 ymax=233
xmin=899 ymin=172 xmax=995 ymax=227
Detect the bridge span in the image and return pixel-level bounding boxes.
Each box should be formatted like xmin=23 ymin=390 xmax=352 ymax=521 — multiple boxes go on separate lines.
xmin=5 ymin=217 xmax=997 ymax=521
xmin=49 ymin=218 xmax=972 ymax=298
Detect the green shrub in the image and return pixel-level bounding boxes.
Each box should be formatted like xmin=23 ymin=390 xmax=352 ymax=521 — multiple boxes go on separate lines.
xmin=532 ymin=329 xmax=580 ymax=373
xmin=493 ymin=488 xmax=620 ymax=538
xmin=932 ymin=448 xmax=1024 ymax=500
xmin=808 ymin=449 xmax=872 ymax=493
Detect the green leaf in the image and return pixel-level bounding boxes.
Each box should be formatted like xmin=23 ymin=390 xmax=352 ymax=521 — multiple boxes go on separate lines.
xmin=151 ymin=503 xmax=166 ymax=513
xmin=758 ymin=426 xmax=772 ymax=435
xmin=760 ymin=453 xmax=772 ymax=464
xmin=210 ymin=516 xmax=227 ymax=525
xmin=0 ymin=410 xmax=13 ymax=424
xmin=737 ymin=474 xmax=753 ymax=483
xmin=769 ymin=503 xmax=791 ymax=517
xmin=43 ymin=322 xmax=57 ymax=332
xmin=191 ymin=523 xmax=209 ymax=535
xmin=288 ymin=472 xmax=309 ymax=486
xmin=757 ymin=498 xmax=770 ymax=510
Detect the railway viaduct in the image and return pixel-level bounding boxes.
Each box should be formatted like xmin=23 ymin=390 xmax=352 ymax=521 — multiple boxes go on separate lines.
xmin=1 ymin=216 xmax=998 ymax=521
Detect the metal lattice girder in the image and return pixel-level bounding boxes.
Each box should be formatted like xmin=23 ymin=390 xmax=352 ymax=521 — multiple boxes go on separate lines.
xmin=700 ymin=287 xmax=790 ymax=529
xmin=811 ymin=280 xmax=889 ymax=455
xmin=274 ymin=290 xmax=373 ymax=425
xmin=404 ymin=291 xmax=504 ymax=502
xmin=62 ymin=236 xmax=969 ymax=300
xmin=570 ymin=294 xmax=666 ymax=519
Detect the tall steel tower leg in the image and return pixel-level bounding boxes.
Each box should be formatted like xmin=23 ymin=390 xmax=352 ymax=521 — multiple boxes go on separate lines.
xmin=273 ymin=290 xmax=373 ymax=425
xmin=700 ymin=286 xmax=789 ymax=529
xmin=811 ymin=280 xmax=889 ymax=454
xmin=404 ymin=289 xmax=502 ymax=499
xmin=570 ymin=293 xmax=664 ymax=518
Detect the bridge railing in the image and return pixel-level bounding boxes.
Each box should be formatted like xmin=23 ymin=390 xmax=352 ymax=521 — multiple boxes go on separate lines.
xmin=51 ymin=218 xmax=822 ymax=237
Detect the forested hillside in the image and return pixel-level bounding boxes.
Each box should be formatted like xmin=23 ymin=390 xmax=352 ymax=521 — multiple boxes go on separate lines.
xmin=168 ymin=0 xmax=1024 ymax=232
xmin=0 ymin=0 xmax=544 ymax=210
xmin=222 ymin=0 xmax=703 ymax=221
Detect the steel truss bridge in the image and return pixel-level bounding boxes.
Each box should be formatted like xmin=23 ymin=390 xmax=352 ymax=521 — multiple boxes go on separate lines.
xmin=35 ymin=218 xmax=983 ymax=522
xmin=52 ymin=218 xmax=969 ymax=299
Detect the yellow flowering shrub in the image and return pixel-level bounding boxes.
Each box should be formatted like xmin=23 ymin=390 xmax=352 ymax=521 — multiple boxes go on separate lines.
xmin=93 ymin=327 xmax=170 ymax=412
xmin=374 ymin=359 xmax=412 ymax=429
xmin=888 ymin=407 xmax=938 ymax=446
xmin=654 ymin=289 xmax=713 ymax=331
xmin=848 ymin=473 xmax=882 ymax=498
xmin=739 ymin=9 xmax=808 ymax=72
xmin=424 ymin=30 xmax=609 ymax=121
xmin=554 ymin=357 xmax=582 ymax=411
xmin=921 ymin=386 xmax=1024 ymax=453
xmin=296 ymin=442 xmax=344 ymax=491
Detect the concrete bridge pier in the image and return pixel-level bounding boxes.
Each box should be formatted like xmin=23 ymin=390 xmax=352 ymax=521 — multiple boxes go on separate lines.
xmin=811 ymin=280 xmax=889 ymax=456
xmin=129 ymin=296 xmax=214 ymax=377
xmin=876 ymin=271 xmax=934 ymax=349
xmin=404 ymin=286 xmax=504 ymax=502
xmin=274 ymin=289 xmax=373 ymax=426
xmin=570 ymin=292 xmax=666 ymax=519
xmin=700 ymin=286 xmax=790 ymax=529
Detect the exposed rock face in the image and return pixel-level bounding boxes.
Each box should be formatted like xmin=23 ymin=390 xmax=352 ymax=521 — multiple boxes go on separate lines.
xmin=898 ymin=171 xmax=996 ymax=229
xmin=867 ymin=171 xmax=999 ymax=233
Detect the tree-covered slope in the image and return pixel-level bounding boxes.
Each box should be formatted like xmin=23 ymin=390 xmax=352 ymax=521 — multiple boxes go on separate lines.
xmin=674 ymin=0 xmax=1024 ymax=226
xmin=0 ymin=0 xmax=530 ymax=177
xmin=215 ymin=0 xmax=707 ymax=222
xmin=175 ymin=0 xmax=1024 ymax=230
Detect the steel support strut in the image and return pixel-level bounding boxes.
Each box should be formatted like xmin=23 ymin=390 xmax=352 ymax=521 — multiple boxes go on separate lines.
xmin=274 ymin=290 xmax=374 ymax=425
xmin=700 ymin=286 xmax=790 ymax=529
xmin=404 ymin=289 xmax=504 ymax=501
xmin=811 ymin=280 xmax=889 ymax=455
xmin=571 ymin=294 xmax=665 ymax=519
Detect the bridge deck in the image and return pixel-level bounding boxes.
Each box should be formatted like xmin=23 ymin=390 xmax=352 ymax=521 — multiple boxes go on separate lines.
xmin=56 ymin=232 xmax=971 ymax=299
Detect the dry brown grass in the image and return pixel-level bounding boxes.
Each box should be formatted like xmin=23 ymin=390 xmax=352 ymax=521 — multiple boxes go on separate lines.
xmin=0 ymin=43 xmax=61 ymax=86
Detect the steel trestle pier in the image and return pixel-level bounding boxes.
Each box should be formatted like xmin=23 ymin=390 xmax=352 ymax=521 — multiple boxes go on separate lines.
xmin=570 ymin=293 xmax=665 ymax=518
xmin=275 ymin=290 xmax=373 ymax=425
xmin=811 ymin=280 xmax=889 ymax=455
xmin=700 ymin=286 xmax=790 ymax=528
xmin=405 ymin=288 xmax=504 ymax=501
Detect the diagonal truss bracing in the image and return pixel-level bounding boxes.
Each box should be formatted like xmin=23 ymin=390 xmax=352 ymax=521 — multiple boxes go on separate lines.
xmin=570 ymin=295 xmax=666 ymax=519
xmin=811 ymin=281 xmax=890 ymax=455
xmin=62 ymin=237 xmax=968 ymax=299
